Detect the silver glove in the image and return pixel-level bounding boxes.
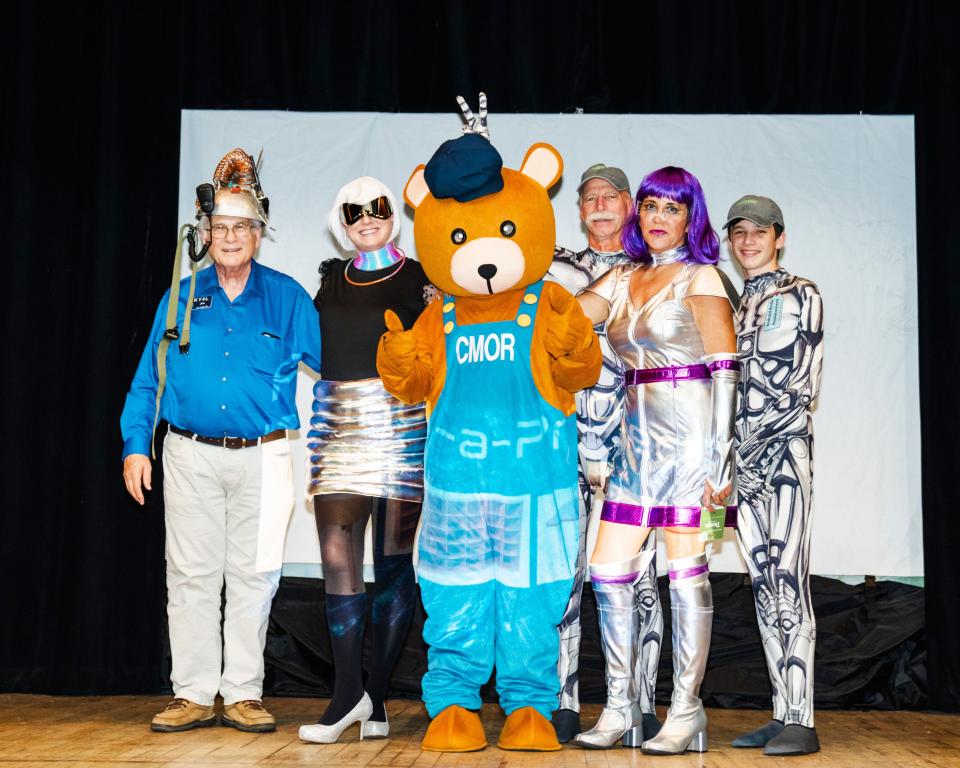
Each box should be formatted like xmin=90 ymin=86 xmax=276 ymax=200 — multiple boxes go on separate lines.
xmin=704 ymin=352 xmax=739 ymax=497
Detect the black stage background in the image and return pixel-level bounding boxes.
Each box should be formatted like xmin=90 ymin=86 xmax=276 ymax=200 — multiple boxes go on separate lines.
xmin=265 ymin=576 xmax=926 ymax=712
xmin=3 ymin=1 xmax=957 ymax=712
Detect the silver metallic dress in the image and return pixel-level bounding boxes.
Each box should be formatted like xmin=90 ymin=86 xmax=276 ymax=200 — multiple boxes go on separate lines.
xmin=585 ymin=256 xmax=738 ymax=525
xmin=306 ymin=377 xmax=426 ymax=502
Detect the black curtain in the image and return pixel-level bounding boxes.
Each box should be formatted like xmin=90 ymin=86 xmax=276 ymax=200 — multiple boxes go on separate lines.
xmin=3 ymin=1 xmax=956 ymax=711
xmin=266 ymin=575 xmax=926 ymax=711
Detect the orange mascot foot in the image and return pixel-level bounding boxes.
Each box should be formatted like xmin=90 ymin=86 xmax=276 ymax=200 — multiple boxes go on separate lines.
xmin=421 ymin=705 xmax=487 ymax=752
xmin=497 ymin=706 xmax=562 ymax=751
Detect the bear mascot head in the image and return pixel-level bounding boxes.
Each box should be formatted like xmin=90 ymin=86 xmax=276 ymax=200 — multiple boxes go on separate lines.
xmin=402 ymin=132 xmax=562 ymax=298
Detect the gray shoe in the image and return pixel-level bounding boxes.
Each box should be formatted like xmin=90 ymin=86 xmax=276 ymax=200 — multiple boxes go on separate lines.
xmin=764 ymin=724 xmax=820 ymax=755
xmin=732 ymin=719 xmax=784 ymax=748
xmin=551 ymin=708 xmax=580 ymax=744
xmin=641 ymin=553 xmax=712 ymax=756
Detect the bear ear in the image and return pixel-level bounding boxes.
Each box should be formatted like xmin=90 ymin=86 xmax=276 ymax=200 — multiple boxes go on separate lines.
xmin=404 ymin=164 xmax=430 ymax=209
xmin=519 ymin=143 xmax=563 ymax=191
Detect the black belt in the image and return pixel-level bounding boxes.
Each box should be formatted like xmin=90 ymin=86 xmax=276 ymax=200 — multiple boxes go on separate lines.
xmin=169 ymin=425 xmax=286 ymax=449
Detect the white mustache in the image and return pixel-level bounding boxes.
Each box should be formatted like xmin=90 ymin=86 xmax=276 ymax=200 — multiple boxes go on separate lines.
xmin=586 ymin=212 xmax=620 ymax=224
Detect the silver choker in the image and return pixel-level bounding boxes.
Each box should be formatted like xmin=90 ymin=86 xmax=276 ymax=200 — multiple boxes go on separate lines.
xmin=651 ymin=245 xmax=689 ymax=267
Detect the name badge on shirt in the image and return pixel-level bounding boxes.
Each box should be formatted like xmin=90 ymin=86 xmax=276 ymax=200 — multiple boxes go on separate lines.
xmin=763 ymin=293 xmax=783 ymax=331
xmin=193 ymin=295 xmax=212 ymax=310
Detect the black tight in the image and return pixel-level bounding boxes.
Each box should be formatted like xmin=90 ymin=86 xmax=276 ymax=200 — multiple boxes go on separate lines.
xmin=314 ymin=494 xmax=420 ymax=724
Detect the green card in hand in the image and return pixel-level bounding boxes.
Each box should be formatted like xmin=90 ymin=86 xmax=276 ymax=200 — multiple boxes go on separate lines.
xmin=699 ymin=506 xmax=726 ymax=542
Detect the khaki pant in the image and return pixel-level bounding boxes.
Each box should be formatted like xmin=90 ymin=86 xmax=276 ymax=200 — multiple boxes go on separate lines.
xmin=162 ymin=430 xmax=294 ymax=706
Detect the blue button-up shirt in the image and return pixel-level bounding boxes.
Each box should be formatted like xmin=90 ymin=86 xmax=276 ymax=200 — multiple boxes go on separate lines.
xmin=121 ymin=261 xmax=321 ymax=458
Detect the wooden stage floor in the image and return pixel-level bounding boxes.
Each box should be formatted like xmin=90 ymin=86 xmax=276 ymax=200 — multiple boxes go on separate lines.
xmin=1 ymin=695 xmax=958 ymax=768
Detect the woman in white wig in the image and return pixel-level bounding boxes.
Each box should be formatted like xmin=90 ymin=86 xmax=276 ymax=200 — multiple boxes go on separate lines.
xmin=299 ymin=177 xmax=433 ymax=744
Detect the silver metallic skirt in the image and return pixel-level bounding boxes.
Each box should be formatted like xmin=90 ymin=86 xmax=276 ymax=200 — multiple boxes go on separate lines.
xmin=306 ymin=377 xmax=426 ymax=502
xmin=604 ymin=373 xmax=713 ymax=511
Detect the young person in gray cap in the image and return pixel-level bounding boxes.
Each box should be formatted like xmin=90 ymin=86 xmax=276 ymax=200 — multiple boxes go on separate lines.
xmin=546 ymin=164 xmax=663 ymax=744
xmin=725 ymin=195 xmax=824 ymax=756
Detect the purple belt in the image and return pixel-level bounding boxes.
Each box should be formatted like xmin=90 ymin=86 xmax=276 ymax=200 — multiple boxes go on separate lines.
xmin=601 ymin=501 xmax=737 ymax=528
xmin=625 ymin=360 xmax=740 ymax=387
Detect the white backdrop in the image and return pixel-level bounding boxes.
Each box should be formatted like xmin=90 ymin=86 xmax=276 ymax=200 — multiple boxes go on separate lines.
xmin=179 ymin=110 xmax=921 ymax=577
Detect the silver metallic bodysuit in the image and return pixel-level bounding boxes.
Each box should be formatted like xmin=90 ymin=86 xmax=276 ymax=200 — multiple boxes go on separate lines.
xmin=546 ymin=247 xmax=662 ymax=716
xmin=735 ymin=268 xmax=823 ymax=728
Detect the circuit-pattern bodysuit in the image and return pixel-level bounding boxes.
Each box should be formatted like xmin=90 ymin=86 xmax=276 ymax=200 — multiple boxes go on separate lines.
xmin=735 ymin=267 xmax=824 ymax=728
xmin=546 ymin=247 xmax=662 ymax=716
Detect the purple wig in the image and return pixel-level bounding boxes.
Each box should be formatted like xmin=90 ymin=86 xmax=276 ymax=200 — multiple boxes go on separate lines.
xmin=622 ymin=166 xmax=720 ymax=265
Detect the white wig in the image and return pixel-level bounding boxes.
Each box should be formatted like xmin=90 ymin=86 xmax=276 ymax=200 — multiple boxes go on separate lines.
xmin=327 ymin=176 xmax=401 ymax=252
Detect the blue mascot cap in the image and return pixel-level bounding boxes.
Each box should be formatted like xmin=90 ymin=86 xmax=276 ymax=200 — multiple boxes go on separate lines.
xmin=424 ymin=133 xmax=504 ymax=203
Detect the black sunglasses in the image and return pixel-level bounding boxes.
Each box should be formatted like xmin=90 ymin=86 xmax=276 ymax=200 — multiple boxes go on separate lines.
xmin=340 ymin=196 xmax=393 ymax=225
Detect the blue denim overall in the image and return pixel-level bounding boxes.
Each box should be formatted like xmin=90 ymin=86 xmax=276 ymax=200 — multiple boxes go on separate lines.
xmin=417 ymin=280 xmax=579 ymax=718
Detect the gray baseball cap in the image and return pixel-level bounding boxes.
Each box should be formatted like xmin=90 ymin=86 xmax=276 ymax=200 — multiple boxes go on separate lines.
xmin=723 ymin=195 xmax=784 ymax=230
xmin=578 ymin=163 xmax=630 ymax=194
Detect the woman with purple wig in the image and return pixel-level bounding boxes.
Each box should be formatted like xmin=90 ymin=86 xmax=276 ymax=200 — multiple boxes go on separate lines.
xmin=572 ymin=167 xmax=738 ymax=754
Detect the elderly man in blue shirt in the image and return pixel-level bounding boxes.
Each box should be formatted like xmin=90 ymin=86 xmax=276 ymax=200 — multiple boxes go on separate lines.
xmin=121 ymin=149 xmax=321 ymax=733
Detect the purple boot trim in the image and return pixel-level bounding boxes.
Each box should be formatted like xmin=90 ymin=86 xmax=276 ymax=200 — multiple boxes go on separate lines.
xmin=591 ymin=571 xmax=640 ymax=585
xmin=668 ymin=563 xmax=710 ymax=581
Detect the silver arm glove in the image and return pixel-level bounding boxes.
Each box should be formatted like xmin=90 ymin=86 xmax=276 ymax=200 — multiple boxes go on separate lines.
xmin=704 ymin=352 xmax=740 ymax=496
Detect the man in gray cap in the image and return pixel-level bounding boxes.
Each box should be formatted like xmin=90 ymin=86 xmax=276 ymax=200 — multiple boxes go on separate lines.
xmin=724 ymin=195 xmax=824 ymax=756
xmin=546 ymin=164 xmax=663 ymax=744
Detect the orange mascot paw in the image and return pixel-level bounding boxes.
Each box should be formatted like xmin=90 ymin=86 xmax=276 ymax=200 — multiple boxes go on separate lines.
xmin=421 ymin=705 xmax=487 ymax=752
xmin=497 ymin=706 xmax=562 ymax=751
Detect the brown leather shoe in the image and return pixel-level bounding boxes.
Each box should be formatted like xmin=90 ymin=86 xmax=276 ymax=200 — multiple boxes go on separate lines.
xmin=150 ymin=698 xmax=216 ymax=733
xmin=222 ymin=700 xmax=276 ymax=733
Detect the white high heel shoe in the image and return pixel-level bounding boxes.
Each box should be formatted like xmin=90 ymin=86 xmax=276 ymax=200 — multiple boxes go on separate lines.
xmin=360 ymin=710 xmax=389 ymax=739
xmin=299 ymin=693 xmax=374 ymax=744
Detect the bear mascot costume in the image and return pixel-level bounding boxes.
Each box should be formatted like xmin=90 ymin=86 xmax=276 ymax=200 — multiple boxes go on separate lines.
xmin=377 ymin=104 xmax=602 ymax=752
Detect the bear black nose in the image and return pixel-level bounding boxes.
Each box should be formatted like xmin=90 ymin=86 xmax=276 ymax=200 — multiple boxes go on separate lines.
xmin=478 ymin=263 xmax=498 ymax=280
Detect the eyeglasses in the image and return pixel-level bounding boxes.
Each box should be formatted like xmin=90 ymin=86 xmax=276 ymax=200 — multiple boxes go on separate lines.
xmin=210 ymin=221 xmax=257 ymax=239
xmin=638 ymin=200 xmax=687 ymax=218
xmin=340 ymin=196 xmax=393 ymax=226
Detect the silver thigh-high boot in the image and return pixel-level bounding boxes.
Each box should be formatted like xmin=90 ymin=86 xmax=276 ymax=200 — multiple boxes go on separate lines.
xmin=572 ymin=550 xmax=654 ymax=749
xmin=641 ymin=553 xmax=712 ymax=755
